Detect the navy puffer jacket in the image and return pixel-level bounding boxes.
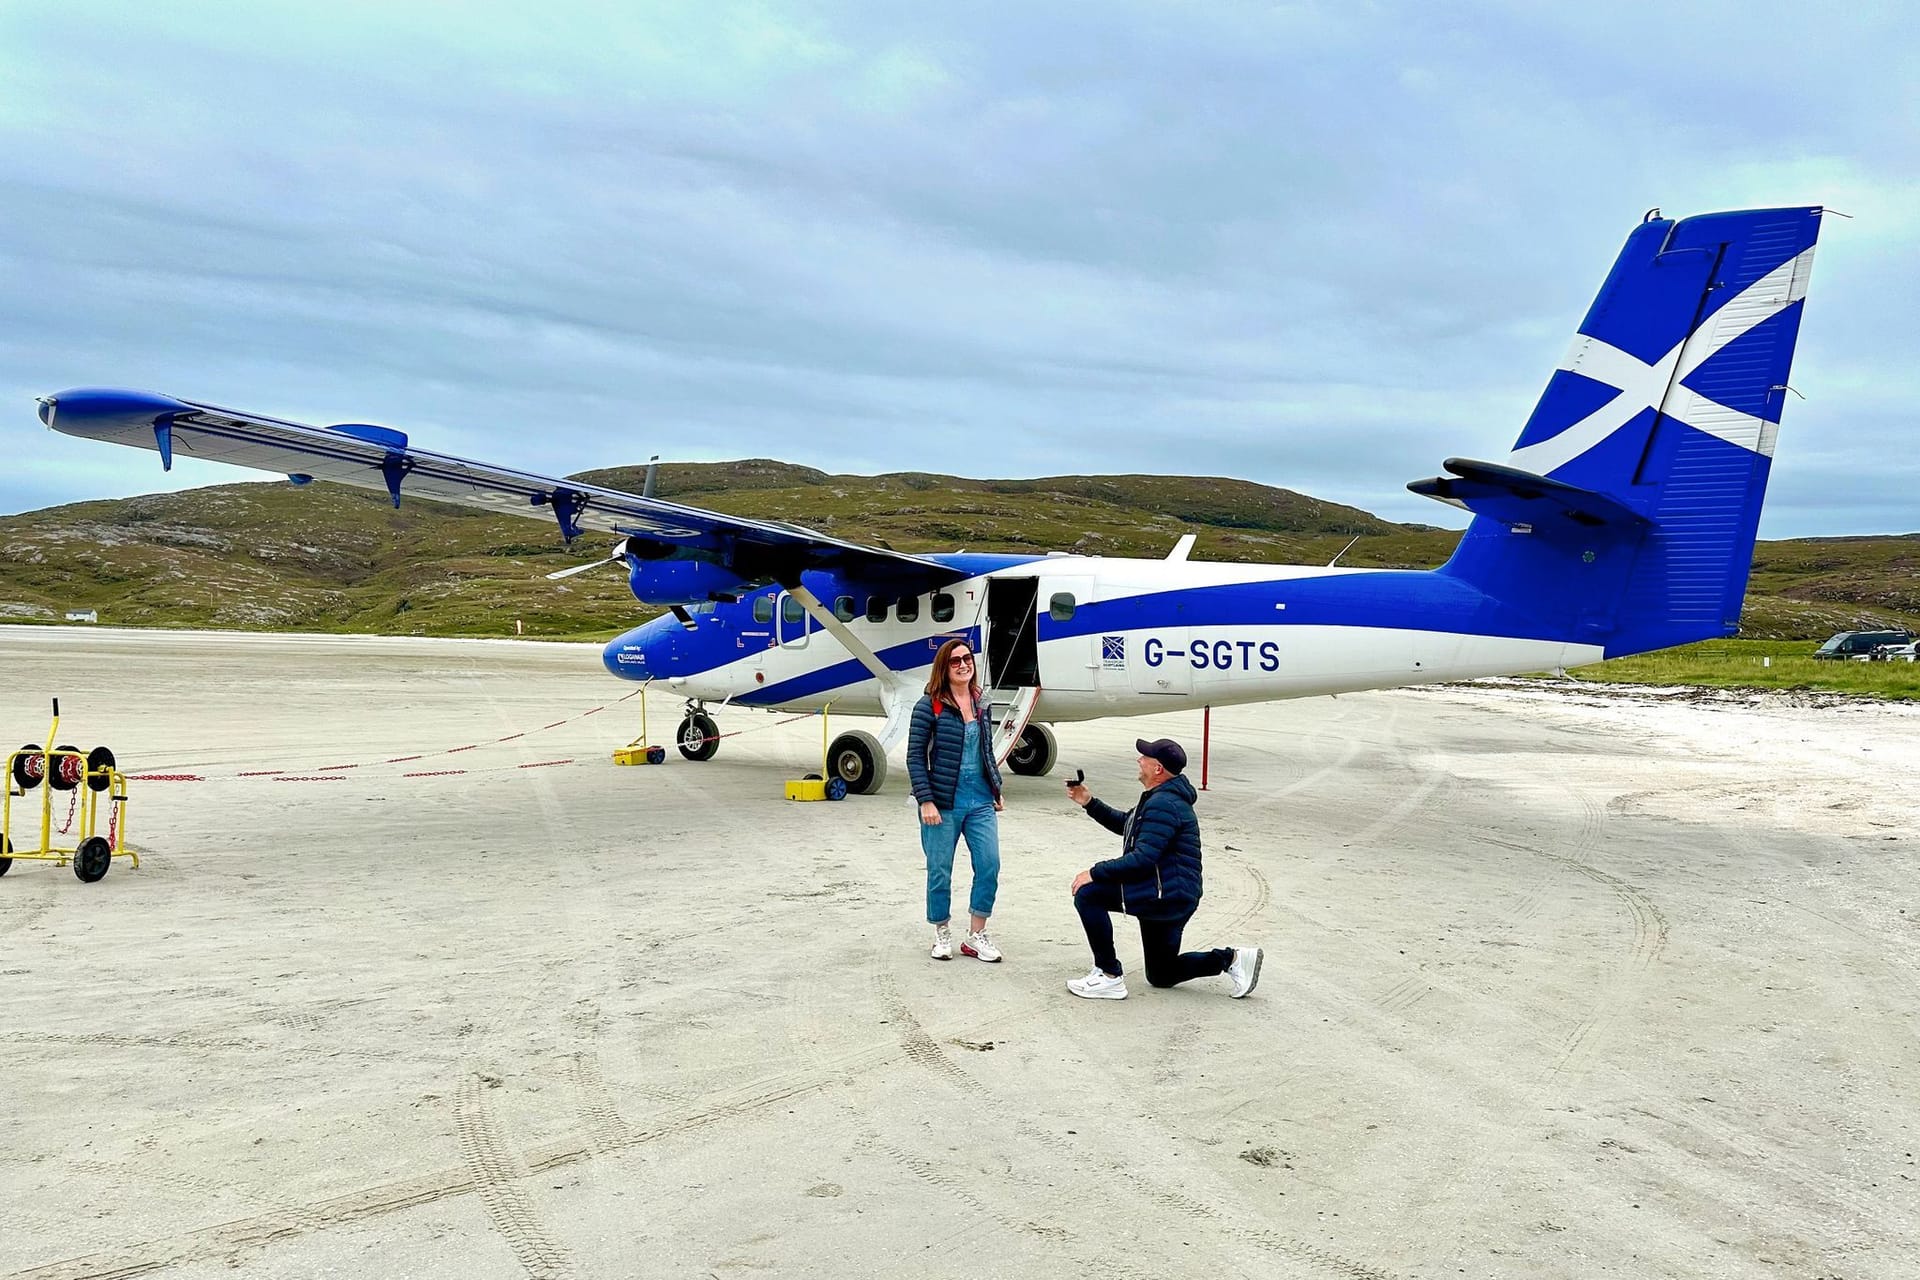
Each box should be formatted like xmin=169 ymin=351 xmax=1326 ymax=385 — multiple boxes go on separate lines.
xmin=906 ymin=693 xmax=1002 ymax=810
xmin=1083 ymin=774 xmax=1202 ymax=915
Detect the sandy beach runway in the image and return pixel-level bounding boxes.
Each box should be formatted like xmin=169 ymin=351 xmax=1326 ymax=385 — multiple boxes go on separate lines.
xmin=2 ymin=626 xmax=1915 ymax=1278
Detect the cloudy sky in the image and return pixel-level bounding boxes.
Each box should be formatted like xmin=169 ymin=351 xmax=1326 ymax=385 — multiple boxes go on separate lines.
xmin=2 ymin=1 xmax=1914 ymax=536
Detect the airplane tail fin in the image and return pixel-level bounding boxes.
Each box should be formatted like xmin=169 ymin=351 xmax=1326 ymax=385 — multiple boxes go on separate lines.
xmin=1417 ymin=207 xmax=1823 ymax=657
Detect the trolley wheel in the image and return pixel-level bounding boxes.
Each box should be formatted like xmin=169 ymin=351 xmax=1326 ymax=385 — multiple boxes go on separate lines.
xmin=676 ymin=713 xmax=720 ymax=762
xmin=1 ymin=833 xmax=11 ymax=878
xmin=824 ymin=777 xmax=849 ymax=802
xmin=645 ymin=745 xmax=666 ymax=766
xmin=11 ymin=747 xmax=44 ymax=791
xmin=86 ymin=746 xmax=117 ymax=792
xmin=50 ymin=745 xmax=84 ymax=792
xmin=827 ymin=730 xmax=888 ymax=796
xmin=74 ymin=836 xmax=112 ymax=883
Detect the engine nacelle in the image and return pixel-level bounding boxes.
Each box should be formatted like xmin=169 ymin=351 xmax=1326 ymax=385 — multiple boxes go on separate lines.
xmin=626 ymin=557 xmax=752 ymax=606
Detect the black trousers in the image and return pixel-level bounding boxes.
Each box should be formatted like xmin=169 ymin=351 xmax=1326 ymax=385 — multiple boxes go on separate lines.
xmin=1074 ymin=882 xmax=1233 ymax=986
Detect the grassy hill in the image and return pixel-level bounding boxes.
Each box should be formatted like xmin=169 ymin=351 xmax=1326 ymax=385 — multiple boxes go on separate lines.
xmin=2 ymin=462 xmax=1915 ymax=642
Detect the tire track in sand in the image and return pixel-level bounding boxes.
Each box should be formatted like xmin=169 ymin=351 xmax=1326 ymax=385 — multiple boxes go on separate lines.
xmin=455 ymin=1074 xmax=574 ymax=1279
xmin=871 ymin=972 xmax=1403 ymax=1280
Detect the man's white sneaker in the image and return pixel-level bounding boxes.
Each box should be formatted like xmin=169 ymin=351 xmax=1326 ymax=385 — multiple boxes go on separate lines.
xmin=1226 ymin=946 xmax=1263 ymax=998
xmin=930 ymin=923 xmax=953 ymax=961
xmin=961 ymin=930 xmax=1002 ymax=963
xmin=1066 ymin=968 xmax=1127 ymax=1000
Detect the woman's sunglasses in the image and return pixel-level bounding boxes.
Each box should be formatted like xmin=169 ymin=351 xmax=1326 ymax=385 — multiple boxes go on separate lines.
xmin=947 ymin=653 xmax=975 ymax=667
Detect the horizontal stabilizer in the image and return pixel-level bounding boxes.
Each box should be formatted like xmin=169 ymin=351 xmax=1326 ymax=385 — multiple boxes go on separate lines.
xmin=1408 ymin=457 xmax=1649 ymax=533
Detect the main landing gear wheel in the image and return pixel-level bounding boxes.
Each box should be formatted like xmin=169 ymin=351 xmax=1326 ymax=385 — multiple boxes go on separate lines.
xmin=1005 ymin=723 xmax=1058 ymax=777
xmin=676 ymin=712 xmax=720 ymax=762
xmin=827 ymin=730 xmax=888 ymax=796
xmin=74 ymin=836 xmax=112 ymax=884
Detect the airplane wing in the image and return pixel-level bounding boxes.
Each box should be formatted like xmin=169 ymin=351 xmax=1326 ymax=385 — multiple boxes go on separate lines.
xmin=39 ymin=387 xmax=960 ymax=589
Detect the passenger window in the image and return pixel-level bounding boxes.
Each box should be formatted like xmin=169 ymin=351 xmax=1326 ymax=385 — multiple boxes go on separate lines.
xmin=896 ymin=596 xmax=919 ymax=623
xmin=752 ymin=595 xmax=774 ymax=624
xmin=866 ymin=596 xmax=888 ymax=624
xmin=1049 ymin=592 xmax=1077 ymax=621
xmin=931 ymin=592 xmax=955 ymax=623
xmin=781 ymin=595 xmax=805 ymax=625
xmin=833 ymin=595 xmax=857 ymax=622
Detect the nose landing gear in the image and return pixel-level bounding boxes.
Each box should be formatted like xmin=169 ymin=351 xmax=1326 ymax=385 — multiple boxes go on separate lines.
xmin=676 ymin=702 xmax=720 ymax=761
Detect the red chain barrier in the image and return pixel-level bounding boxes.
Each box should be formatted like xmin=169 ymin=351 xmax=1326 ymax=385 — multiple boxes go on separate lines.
xmin=113 ymin=687 xmax=651 ymax=782
xmin=57 ymin=788 xmax=79 ymax=835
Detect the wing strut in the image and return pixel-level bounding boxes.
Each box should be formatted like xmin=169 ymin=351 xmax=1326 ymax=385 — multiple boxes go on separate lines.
xmin=786 ymin=585 xmax=919 ymax=749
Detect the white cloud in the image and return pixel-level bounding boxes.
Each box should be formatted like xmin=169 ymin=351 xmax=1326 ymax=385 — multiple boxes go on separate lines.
xmin=2 ymin=0 xmax=1914 ymax=536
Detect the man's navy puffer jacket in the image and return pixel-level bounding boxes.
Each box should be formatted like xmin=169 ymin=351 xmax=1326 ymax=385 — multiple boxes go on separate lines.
xmin=1083 ymin=774 xmax=1203 ymax=915
xmin=906 ymin=693 xmax=1002 ymax=810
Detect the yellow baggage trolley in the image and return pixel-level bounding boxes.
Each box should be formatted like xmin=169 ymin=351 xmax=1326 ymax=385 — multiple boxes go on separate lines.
xmin=3 ymin=699 xmax=133 ymax=883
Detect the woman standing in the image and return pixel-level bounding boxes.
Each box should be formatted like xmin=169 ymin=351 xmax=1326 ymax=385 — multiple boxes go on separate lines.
xmin=906 ymin=636 xmax=1004 ymax=962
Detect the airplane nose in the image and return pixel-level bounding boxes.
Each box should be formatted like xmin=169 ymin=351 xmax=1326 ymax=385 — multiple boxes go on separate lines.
xmin=602 ymin=629 xmax=650 ymax=679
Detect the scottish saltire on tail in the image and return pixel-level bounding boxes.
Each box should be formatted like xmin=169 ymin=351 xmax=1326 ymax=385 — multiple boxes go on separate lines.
xmin=40 ymin=206 xmax=1827 ymax=796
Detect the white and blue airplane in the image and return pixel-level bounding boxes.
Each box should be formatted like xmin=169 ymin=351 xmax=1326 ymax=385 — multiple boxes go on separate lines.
xmin=41 ymin=206 xmax=1825 ymax=795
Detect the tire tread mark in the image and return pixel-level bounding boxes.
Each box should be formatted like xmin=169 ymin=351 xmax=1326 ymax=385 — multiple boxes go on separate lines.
xmin=1012 ymin=1121 xmax=1400 ymax=1280
xmin=454 ymin=1075 xmax=574 ymax=1280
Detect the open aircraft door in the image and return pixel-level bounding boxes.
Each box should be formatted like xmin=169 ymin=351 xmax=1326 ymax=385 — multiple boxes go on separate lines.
xmin=1035 ymin=575 xmax=1097 ymax=692
xmin=982 ymin=577 xmax=1037 ymax=697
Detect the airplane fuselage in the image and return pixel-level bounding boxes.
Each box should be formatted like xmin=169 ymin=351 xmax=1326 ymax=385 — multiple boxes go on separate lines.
xmin=602 ymin=551 xmax=1604 ymax=719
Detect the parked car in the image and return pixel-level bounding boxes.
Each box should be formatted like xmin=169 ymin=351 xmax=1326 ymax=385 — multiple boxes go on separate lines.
xmin=1812 ymin=630 xmax=1915 ymax=660
xmin=1873 ymin=641 xmax=1918 ymax=662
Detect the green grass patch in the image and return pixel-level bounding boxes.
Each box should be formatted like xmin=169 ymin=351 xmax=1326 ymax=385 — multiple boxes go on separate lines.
xmin=1559 ymin=639 xmax=1920 ymax=700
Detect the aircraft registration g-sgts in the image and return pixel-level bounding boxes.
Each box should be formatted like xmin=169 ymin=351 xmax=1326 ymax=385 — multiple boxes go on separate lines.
xmin=42 ymin=207 xmax=1825 ymax=795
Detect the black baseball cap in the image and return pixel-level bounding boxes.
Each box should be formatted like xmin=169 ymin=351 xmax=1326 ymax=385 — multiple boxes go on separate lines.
xmin=1135 ymin=738 xmax=1187 ymax=774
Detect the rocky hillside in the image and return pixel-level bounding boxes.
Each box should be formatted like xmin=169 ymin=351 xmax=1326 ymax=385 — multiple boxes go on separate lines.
xmin=2 ymin=462 xmax=1914 ymax=640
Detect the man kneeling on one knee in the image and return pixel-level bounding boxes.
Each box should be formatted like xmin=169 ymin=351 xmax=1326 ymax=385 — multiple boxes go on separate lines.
xmin=1064 ymin=738 xmax=1262 ymax=1002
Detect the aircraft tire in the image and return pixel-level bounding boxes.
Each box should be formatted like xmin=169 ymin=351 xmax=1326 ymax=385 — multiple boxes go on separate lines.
xmin=1006 ymin=723 xmax=1058 ymax=777
xmin=828 ymin=730 xmax=888 ymax=796
xmin=677 ymin=713 xmax=720 ymax=762
xmin=73 ymin=836 xmax=112 ymax=884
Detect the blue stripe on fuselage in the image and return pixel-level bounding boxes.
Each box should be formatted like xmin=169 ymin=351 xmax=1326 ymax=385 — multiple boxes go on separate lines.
xmin=1036 ymin=570 xmax=1538 ymax=643
xmin=607 ymin=561 xmax=1578 ymax=699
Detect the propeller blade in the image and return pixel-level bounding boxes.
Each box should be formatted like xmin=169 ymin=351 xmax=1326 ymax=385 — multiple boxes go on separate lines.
xmin=546 ymin=552 xmax=623 ymax=581
xmin=670 ymin=604 xmax=696 ymax=630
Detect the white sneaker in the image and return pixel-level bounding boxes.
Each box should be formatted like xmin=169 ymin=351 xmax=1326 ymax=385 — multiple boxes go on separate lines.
xmin=930 ymin=923 xmax=953 ymax=961
xmin=1066 ymin=968 xmax=1127 ymax=1000
xmin=1226 ymin=946 xmax=1263 ymax=998
xmin=961 ymin=930 xmax=1002 ymax=963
